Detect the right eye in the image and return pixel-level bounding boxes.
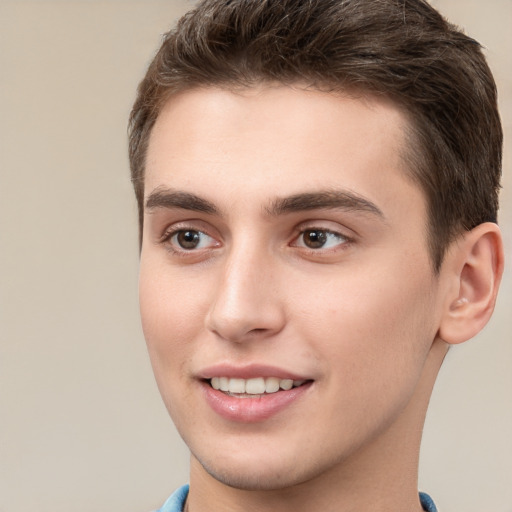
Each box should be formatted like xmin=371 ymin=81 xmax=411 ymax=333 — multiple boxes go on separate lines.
xmin=168 ymin=229 xmax=218 ymax=251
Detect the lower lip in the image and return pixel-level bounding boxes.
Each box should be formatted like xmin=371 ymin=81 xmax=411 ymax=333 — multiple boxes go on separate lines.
xmin=201 ymin=381 xmax=312 ymax=423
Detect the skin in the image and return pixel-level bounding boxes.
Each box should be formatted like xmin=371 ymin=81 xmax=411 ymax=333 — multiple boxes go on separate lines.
xmin=139 ymin=85 xmax=500 ymax=512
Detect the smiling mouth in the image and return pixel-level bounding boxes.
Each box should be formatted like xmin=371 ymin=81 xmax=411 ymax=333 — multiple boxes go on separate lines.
xmin=208 ymin=376 xmax=309 ymax=396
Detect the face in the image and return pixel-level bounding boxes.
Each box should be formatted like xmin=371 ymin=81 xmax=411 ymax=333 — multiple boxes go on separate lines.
xmin=139 ymin=86 xmax=445 ymax=490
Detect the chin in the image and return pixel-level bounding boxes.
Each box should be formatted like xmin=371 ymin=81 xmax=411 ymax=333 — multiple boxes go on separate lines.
xmin=191 ymin=446 xmax=327 ymax=491
xmin=199 ymin=461 xmax=306 ymax=491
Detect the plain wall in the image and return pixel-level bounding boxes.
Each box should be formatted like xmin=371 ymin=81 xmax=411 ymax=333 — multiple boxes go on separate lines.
xmin=0 ymin=1 xmax=510 ymax=511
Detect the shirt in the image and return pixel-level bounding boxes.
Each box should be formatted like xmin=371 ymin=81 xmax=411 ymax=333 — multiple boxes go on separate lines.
xmin=155 ymin=484 xmax=438 ymax=512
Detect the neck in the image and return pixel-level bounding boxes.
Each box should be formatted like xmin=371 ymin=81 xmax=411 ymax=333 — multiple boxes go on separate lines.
xmin=187 ymin=339 xmax=448 ymax=512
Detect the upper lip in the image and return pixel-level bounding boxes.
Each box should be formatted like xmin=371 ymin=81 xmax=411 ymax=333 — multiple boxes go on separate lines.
xmin=197 ymin=363 xmax=311 ymax=381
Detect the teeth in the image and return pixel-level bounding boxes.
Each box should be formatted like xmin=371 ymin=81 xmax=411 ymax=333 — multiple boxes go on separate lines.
xmin=245 ymin=377 xmax=266 ymax=394
xmin=280 ymin=379 xmax=293 ymax=390
xmin=210 ymin=377 xmax=306 ymax=395
xmin=265 ymin=377 xmax=280 ymax=393
xmin=229 ymin=378 xmax=245 ymax=394
xmin=219 ymin=377 xmax=229 ymax=391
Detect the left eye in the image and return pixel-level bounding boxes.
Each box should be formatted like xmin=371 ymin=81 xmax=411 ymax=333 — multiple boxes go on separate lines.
xmin=169 ymin=230 xmax=216 ymax=250
xmin=295 ymin=229 xmax=347 ymax=249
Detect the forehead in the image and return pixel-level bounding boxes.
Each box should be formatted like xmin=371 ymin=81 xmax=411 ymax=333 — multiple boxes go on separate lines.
xmin=145 ymin=85 xmax=423 ymax=220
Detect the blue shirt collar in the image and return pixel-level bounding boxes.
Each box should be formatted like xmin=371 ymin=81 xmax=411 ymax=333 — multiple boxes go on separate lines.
xmin=156 ymin=485 xmax=438 ymax=512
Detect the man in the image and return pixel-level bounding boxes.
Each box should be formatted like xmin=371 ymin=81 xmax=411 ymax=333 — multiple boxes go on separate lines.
xmin=128 ymin=1 xmax=504 ymax=511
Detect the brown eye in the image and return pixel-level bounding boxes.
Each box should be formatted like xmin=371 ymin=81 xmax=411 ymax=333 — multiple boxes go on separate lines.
xmin=294 ymin=228 xmax=348 ymax=250
xmin=164 ymin=227 xmax=220 ymax=256
xmin=302 ymin=229 xmax=328 ymax=248
xmin=170 ymin=229 xmax=217 ymax=251
xmin=175 ymin=230 xmax=201 ymax=249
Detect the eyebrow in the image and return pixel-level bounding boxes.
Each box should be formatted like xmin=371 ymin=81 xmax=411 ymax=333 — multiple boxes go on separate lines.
xmin=145 ymin=187 xmax=384 ymax=220
xmin=266 ymin=190 xmax=385 ymax=218
xmin=145 ymin=188 xmax=219 ymax=215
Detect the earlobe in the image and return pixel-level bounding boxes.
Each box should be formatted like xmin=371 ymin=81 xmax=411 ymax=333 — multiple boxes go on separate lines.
xmin=438 ymin=223 xmax=504 ymax=345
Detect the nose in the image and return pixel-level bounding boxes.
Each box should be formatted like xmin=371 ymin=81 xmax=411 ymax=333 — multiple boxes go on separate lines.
xmin=205 ymin=246 xmax=286 ymax=343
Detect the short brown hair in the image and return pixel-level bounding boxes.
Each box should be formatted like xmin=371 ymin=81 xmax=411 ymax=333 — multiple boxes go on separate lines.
xmin=129 ymin=0 xmax=502 ymax=270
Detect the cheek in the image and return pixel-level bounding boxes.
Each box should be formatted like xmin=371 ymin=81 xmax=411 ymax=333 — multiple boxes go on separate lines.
xmin=295 ymin=264 xmax=437 ymax=389
xmin=139 ymin=253 xmax=210 ymax=336
xmin=138 ymin=262 xmax=208 ymax=426
xmin=138 ymin=260 xmax=204 ymax=383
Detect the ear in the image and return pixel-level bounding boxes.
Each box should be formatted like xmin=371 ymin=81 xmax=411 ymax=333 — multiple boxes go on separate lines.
xmin=438 ymin=222 xmax=504 ymax=345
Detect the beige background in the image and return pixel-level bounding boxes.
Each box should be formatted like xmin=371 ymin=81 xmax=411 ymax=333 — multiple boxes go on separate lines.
xmin=0 ymin=1 xmax=510 ymax=511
